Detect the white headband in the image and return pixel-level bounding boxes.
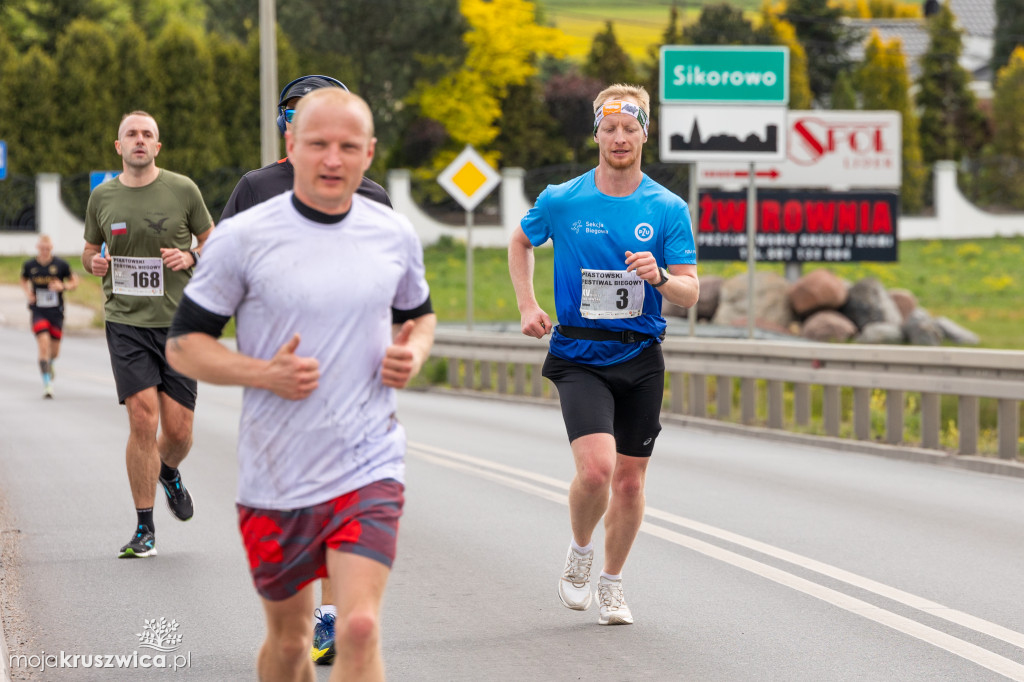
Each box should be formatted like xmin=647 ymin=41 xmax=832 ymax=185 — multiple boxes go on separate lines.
xmin=593 ymin=100 xmax=650 ymax=136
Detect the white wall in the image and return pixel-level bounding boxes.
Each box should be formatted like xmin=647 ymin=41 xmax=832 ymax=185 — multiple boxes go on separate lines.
xmin=3 ymin=161 xmax=1022 ymax=257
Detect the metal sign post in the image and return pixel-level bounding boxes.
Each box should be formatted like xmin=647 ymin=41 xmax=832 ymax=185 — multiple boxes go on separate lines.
xmin=437 ymin=145 xmax=501 ymax=330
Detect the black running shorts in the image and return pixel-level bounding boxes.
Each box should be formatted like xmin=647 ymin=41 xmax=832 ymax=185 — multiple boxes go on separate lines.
xmin=31 ymin=307 xmax=64 ymax=339
xmin=105 ymin=321 xmax=197 ymax=410
xmin=542 ymin=343 xmax=665 ymax=457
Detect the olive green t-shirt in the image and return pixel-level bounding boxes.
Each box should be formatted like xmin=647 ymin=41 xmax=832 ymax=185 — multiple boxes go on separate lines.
xmin=84 ymin=169 xmax=213 ymax=327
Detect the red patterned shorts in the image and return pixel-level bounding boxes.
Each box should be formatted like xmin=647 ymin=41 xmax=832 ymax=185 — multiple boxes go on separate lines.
xmin=237 ymin=478 xmax=404 ymax=601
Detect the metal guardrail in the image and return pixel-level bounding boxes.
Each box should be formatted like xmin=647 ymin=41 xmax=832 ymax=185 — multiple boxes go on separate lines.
xmin=430 ymin=329 xmax=1024 ymax=461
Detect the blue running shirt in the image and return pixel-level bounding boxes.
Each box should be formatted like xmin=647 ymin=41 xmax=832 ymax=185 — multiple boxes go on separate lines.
xmin=521 ymin=169 xmax=696 ymax=366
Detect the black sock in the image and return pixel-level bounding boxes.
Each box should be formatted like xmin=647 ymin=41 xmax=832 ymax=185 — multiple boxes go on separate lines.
xmin=38 ymin=359 xmax=50 ymax=375
xmin=160 ymin=463 xmax=178 ymax=481
xmin=136 ymin=508 xmax=154 ymax=533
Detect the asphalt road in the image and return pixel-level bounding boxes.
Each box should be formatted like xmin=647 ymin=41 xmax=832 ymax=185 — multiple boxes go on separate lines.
xmin=2 ymin=325 xmax=1024 ymax=681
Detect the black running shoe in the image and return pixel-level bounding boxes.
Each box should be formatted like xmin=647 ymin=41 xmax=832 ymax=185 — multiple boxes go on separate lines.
xmin=118 ymin=525 xmax=157 ymax=558
xmin=159 ymin=471 xmax=194 ymax=521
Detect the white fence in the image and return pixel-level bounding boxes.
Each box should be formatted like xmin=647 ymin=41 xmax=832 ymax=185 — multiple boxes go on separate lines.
xmin=2 ymin=160 xmax=1023 ymax=256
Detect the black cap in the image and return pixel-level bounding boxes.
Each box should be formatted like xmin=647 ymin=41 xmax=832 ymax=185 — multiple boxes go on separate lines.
xmin=278 ymin=75 xmax=348 ymax=107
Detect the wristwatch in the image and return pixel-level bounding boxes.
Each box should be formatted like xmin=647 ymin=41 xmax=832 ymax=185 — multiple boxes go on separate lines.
xmin=653 ymin=266 xmax=671 ymax=288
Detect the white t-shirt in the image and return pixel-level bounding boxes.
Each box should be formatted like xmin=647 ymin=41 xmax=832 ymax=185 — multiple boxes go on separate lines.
xmin=183 ymin=192 xmax=430 ymax=510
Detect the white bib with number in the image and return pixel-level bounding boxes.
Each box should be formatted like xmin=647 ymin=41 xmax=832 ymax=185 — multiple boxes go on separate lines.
xmin=579 ymin=268 xmax=645 ymax=319
xmin=35 ymin=289 xmax=59 ymax=308
xmin=112 ymin=256 xmax=164 ymax=297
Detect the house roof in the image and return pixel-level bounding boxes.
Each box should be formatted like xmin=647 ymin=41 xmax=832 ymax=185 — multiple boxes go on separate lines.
xmin=844 ymin=0 xmax=994 ymax=82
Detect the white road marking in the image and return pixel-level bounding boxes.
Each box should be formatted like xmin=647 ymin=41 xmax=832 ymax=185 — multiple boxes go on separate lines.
xmin=409 ymin=441 xmax=1024 ymax=681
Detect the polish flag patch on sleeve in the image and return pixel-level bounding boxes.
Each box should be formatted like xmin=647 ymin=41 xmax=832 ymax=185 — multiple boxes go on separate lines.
xmin=111 ymin=222 xmax=127 ymax=235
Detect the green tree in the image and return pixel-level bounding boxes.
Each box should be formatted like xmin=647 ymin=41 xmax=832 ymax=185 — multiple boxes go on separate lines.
xmin=543 ymin=67 xmax=603 ymax=166
xmin=683 ymin=3 xmax=756 ymax=45
xmin=992 ymin=0 xmax=1024 ymax=80
xmin=0 ymin=46 xmax=60 ymax=174
xmin=831 ymin=69 xmax=858 ymax=109
xmin=856 ymin=31 xmax=926 ymax=212
xmin=643 ymin=3 xmax=686 ymax=163
xmin=755 ymin=4 xmax=813 ymax=109
xmin=412 ymin=0 xmax=570 ymax=172
xmin=583 ymin=21 xmax=637 ymax=85
xmin=915 ymin=2 xmax=989 ymax=163
xmin=53 ymin=19 xmax=120 ymax=175
xmin=977 ymin=47 xmax=1024 ymax=208
xmin=277 ymin=0 xmax=468 ymax=158
xmin=782 ymin=0 xmax=861 ymax=104
xmin=991 ymin=47 xmax=1024 ymax=158
xmin=109 ymin=21 xmax=154 ymax=122
xmin=493 ymin=78 xmax=571 ymax=168
xmin=148 ymin=20 xmax=225 ymax=178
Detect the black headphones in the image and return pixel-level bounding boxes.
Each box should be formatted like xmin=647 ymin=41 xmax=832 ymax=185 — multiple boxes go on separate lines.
xmin=276 ymin=75 xmax=349 ymax=135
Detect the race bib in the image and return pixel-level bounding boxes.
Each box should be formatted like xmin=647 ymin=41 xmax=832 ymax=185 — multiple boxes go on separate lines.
xmin=111 ymin=256 xmax=164 ymax=297
xmin=35 ymin=289 xmax=59 ymax=308
xmin=579 ymin=268 xmax=645 ymax=319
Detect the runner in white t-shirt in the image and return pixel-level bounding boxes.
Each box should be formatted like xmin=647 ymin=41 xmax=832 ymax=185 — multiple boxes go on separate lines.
xmin=167 ymin=88 xmax=436 ymax=682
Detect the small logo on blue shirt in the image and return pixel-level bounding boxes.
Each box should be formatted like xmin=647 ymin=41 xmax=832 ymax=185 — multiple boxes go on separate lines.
xmin=635 ymin=223 xmax=654 ymax=241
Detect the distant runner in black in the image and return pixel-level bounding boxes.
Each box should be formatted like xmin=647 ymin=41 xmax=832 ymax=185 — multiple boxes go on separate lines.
xmin=20 ymin=234 xmax=80 ymax=398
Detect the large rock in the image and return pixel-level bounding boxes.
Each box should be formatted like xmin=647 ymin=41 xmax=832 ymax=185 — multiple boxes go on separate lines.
xmin=855 ymin=321 xmax=904 ymax=344
xmin=787 ymin=269 xmax=849 ymax=318
xmin=888 ymin=288 xmax=918 ymax=321
xmin=936 ymin=316 xmax=980 ymax=346
xmin=661 ymin=274 xmax=723 ymax=320
xmin=696 ymin=275 xmax=723 ymax=320
xmin=840 ymin=278 xmax=903 ymax=330
xmin=902 ymin=308 xmax=944 ymax=346
xmin=801 ymin=310 xmax=857 ymax=342
xmin=713 ymin=271 xmax=795 ymax=330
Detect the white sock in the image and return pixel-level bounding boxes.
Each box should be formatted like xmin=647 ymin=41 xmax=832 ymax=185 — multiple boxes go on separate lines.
xmin=319 ymin=605 xmax=337 ymax=618
xmin=571 ymin=538 xmax=593 ymax=554
xmin=600 ymin=571 xmax=622 ymax=581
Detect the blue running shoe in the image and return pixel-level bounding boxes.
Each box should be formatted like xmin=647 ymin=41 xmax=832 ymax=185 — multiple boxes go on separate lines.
xmin=311 ymin=609 xmax=336 ymax=665
xmin=118 ymin=525 xmax=156 ymax=558
xmin=159 ymin=471 xmax=194 ymax=521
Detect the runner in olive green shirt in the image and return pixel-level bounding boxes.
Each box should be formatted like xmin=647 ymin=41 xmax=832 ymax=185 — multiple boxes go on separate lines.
xmin=82 ymin=110 xmax=214 ymax=559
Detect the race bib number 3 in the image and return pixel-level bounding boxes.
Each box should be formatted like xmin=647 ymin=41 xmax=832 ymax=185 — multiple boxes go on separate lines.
xmin=111 ymin=256 xmax=164 ymax=297
xmin=580 ymin=268 xmax=645 ymax=319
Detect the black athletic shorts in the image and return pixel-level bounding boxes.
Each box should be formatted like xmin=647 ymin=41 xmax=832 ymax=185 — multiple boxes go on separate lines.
xmin=105 ymin=321 xmax=197 ymax=410
xmin=542 ymin=343 xmax=665 ymax=457
xmin=30 ymin=307 xmax=64 ymax=339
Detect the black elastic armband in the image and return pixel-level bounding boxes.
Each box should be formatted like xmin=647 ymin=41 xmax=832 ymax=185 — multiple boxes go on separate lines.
xmin=391 ymin=295 xmax=434 ymax=324
xmin=169 ymin=294 xmax=231 ymax=340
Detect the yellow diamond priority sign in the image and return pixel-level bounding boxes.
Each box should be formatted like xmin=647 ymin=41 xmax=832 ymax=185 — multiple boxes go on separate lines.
xmin=438 ymin=145 xmax=501 ymax=211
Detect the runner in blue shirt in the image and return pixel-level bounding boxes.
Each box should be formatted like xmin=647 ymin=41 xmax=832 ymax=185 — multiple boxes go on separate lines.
xmin=508 ymin=83 xmax=699 ymax=626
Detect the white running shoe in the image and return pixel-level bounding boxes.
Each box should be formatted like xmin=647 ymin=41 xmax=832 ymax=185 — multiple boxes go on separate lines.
xmin=598 ymin=576 xmax=633 ymax=625
xmin=557 ymin=545 xmax=594 ymax=610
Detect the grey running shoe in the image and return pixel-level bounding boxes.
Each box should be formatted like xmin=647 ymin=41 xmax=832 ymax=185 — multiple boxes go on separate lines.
xmin=118 ymin=525 xmax=157 ymax=558
xmin=597 ymin=576 xmax=633 ymax=625
xmin=558 ymin=545 xmax=594 ymax=610
xmin=159 ymin=471 xmax=194 ymax=521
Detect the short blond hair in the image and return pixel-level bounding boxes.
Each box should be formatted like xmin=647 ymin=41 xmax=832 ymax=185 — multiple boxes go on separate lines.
xmin=592 ymin=84 xmax=650 ymax=116
xmin=292 ymin=88 xmax=375 ymax=139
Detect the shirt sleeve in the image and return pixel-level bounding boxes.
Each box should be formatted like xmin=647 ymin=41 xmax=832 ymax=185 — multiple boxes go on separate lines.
xmin=391 ymin=219 xmax=431 ymax=312
xmin=220 ymin=177 xmax=254 ymax=221
xmin=181 ymin=220 xmax=245 ymax=318
xmin=520 ymin=187 xmax=553 ymax=248
xmin=663 ymin=200 xmax=697 ymax=266
xmin=187 ymin=181 xmax=214 ymax=236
